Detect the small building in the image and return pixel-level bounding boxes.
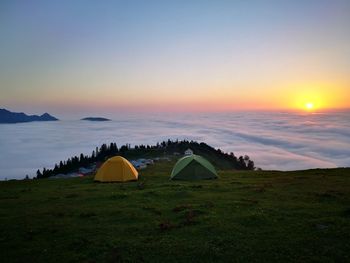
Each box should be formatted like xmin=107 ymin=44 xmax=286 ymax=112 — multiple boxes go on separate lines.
xmin=138 ymin=163 xmax=147 ymax=169
xmin=79 ymin=167 xmax=94 ymax=175
xmin=131 ymin=160 xmax=149 ymax=170
xmin=184 ymin=148 xmax=193 ymax=156
xmin=131 ymin=160 xmax=143 ymax=168
xmin=144 ymin=159 xmax=154 ymax=165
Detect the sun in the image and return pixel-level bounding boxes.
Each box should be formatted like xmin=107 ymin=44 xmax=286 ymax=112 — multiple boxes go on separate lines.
xmin=305 ymin=102 xmax=314 ymax=110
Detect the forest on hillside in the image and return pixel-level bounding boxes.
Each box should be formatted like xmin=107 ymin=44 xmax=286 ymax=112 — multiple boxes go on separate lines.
xmin=36 ymin=140 xmax=255 ymax=178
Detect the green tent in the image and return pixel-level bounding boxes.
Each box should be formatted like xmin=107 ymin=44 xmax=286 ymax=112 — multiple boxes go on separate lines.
xmin=171 ymin=154 xmax=218 ymax=180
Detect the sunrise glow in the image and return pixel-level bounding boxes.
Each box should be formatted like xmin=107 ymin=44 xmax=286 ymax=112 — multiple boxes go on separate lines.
xmin=0 ymin=1 xmax=349 ymax=116
xmin=305 ymin=102 xmax=314 ymax=110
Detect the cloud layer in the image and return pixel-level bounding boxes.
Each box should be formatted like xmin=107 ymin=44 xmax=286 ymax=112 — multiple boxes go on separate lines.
xmin=1 ymin=111 xmax=349 ymax=179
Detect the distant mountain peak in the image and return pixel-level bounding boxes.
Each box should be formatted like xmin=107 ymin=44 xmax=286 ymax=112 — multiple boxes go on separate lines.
xmin=0 ymin=108 xmax=11 ymax=113
xmin=0 ymin=108 xmax=59 ymax=123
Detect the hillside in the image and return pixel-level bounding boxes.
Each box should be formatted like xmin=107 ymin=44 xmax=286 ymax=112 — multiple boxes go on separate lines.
xmin=0 ymin=164 xmax=349 ymax=262
xmin=37 ymin=140 xmax=254 ymax=178
xmin=0 ymin=108 xmax=58 ymax=123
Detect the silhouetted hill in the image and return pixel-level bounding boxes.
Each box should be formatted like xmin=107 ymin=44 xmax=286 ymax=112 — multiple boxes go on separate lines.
xmin=0 ymin=108 xmax=58 ymax=123
xmin=81 ymin=117 xmax=111 ymax=121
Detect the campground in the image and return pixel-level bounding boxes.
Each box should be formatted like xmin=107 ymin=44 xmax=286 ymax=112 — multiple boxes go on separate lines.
xmin=0 ymin=160 xmax=349 ymax=262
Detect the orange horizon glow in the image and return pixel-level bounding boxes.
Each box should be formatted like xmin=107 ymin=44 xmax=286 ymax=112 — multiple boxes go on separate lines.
xmin=4 ymin=79 xmax=349 ymax=114
xmin=3 ymin=75 xmax=349 ymax=113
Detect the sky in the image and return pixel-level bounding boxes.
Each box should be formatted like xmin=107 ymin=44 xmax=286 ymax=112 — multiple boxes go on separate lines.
xmin=1 ymin=0 xmax=350 ymax=117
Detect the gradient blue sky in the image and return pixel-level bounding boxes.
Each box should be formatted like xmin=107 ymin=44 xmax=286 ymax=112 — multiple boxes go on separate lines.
xmin=1 ymin=0 xmax=349 ymax=117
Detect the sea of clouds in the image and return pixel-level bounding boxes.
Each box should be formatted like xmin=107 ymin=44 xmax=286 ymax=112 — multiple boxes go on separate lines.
xmin=0 ymin=111 xmax=349 ymax=180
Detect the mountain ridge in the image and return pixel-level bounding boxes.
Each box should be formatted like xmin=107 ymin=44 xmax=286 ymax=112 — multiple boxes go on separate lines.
xmin=0 ymin=108 xmax=58 ymax=123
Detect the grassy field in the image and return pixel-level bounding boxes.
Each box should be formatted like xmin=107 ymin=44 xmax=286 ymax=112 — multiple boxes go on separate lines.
xmin=0 ymin=160 xmax=349 ymax=262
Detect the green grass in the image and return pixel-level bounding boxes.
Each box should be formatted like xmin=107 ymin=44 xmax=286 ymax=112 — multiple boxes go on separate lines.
xmin=0 ymin=161 xmax=350 ymax=262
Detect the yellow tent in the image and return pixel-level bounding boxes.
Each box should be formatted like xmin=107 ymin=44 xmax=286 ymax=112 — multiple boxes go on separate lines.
xmin=94 ymin=156 xmax=138 ymax=182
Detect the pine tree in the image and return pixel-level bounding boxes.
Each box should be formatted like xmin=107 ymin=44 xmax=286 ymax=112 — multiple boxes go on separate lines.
xmin=36 ymin=170 xmax=42 ymax=178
